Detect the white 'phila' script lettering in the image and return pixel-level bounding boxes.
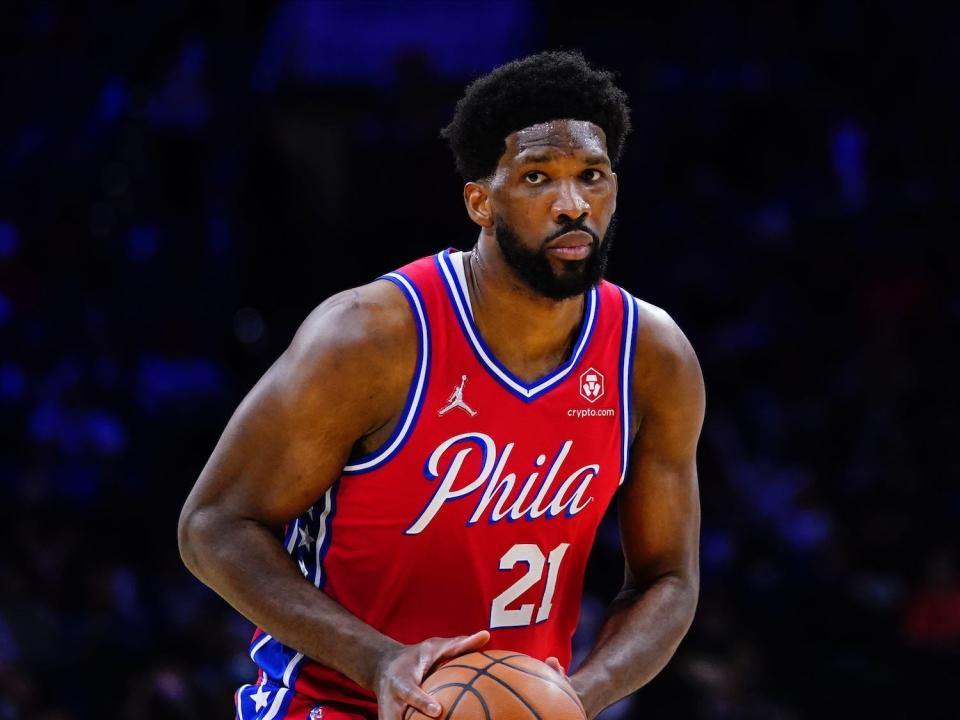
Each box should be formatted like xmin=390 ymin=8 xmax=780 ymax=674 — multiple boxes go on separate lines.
xmin=404 ymin=432 xmax=598 ymax=535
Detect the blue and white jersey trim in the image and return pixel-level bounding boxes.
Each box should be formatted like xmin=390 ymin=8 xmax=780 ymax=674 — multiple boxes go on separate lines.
xmin=342 ymin=271 xmax=430 ymax=473
xmin=243 ymin=481 xmax=340 ymax=713
xmin=436 ymin=249 xmax=598 ymax=402
xmin=618 ymin=289 xmax=639 ymax=485
xmin=236 ymin=679 xmax=291 ymax=720
xmin=305 ymin=483 xmax=338 ymax=589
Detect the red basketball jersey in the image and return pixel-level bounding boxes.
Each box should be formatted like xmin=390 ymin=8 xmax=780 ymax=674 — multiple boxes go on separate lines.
xmin=237 ymin=248 xmax=639 ymax=719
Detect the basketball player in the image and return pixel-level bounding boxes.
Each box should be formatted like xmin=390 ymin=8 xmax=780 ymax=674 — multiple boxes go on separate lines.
xmin=179 ymin=50 xmax=704 ymax=720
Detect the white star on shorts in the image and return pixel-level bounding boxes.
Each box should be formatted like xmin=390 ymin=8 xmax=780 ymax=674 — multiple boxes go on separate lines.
xmin=251 ymin=682 xmax=271 ymax=711
xmin=298 ymin=525 xmax=315 ymax=549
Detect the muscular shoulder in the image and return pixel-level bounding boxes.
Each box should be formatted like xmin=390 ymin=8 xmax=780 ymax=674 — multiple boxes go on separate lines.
xmin=632 ymin=298 xmax=698 ymax=385
xmin=629 ymin=296 xmax=706 ymax=437
xmin=288 ymin=279 xmax=415 ymax=369
xmin=280 ymin=278 xmax=417 ymax=438
xmin=179 ymin=279 xmax=419 ymax=532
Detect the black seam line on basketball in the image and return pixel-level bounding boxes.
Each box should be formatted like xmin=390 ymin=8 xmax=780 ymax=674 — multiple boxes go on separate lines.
xmin=454 ymin=664 xmax=545 ymax=720
xmin=404 ymin=688 xmax=480 ymax=720
xmin=480 ymin=651 xmax=525 ymax=663
xmin=478 ymin=653 xmax=580 ymax=707
xmin=498 ymin=658 xmax=581 ymax=707
xmin=439 ymin=663 xmax=549 ymax=717
xmin=425 ymin=681 xmax=471 ymax=720
xmin=430 ymin=681 xmax=491 ymax=720
xmin=433 ymin=660 xmax=488 ymax=720
xmin=435 ymin=655 xmax=509 ymax=719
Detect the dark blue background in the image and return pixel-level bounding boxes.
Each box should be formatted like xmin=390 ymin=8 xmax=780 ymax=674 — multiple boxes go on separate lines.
xmin=1 ymin=1 xmax=957 ymax=718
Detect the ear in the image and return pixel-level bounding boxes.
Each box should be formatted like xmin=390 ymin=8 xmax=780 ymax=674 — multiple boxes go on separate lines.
xmin=463 ymin=182 xmax=494 ymax=228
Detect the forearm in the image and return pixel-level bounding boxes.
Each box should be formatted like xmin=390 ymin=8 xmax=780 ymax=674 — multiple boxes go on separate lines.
xmin=179 ymin=509 xmax=399 ymax=690
xmin=569 ymin=574 xmax=698 ymax=719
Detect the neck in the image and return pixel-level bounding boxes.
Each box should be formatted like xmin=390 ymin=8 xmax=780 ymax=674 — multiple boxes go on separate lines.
xmin=462 ymin=234 xmax=586 ymax=383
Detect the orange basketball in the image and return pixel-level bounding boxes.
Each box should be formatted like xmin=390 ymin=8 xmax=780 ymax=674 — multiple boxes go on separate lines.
xmin=403 ymin=649 xmax=586 ymax=720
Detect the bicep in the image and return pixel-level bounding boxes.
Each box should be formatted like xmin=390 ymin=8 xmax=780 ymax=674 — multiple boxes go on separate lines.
xmin=182 ymin=285 xmax=411 ymax=532
xmin=619 ymin=311 xmax=705 ymax=589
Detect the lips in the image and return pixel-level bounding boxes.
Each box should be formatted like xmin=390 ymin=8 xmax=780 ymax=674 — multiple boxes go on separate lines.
xmin=548 ymin=230 xmax=593 ymax=248
xmin=545 ymin=230 xmax=594 ymax=261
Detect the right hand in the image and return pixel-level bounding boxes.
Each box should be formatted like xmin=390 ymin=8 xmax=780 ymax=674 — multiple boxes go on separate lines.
xmin=373 ymin=630 xmax=491 ymax=720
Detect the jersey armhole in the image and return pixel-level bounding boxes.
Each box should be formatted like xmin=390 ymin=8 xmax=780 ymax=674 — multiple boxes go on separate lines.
xmin=617 ymin=288 xmax=639 ymax=486
xmin=341 ymin=272 xmax=431 ymax=474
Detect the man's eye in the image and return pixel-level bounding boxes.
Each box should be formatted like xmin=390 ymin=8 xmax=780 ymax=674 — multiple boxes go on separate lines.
xmin=524 ymin=171 xmax=547 ymax=184
xmin=582 ymin=169 xmax=602 ymax=181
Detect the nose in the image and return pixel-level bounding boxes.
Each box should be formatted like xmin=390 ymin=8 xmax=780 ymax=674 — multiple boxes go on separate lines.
xmin=552 ymin=179 xmax=591 ymax=225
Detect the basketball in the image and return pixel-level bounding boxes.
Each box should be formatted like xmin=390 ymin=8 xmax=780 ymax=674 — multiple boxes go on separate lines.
xmin=404 ymin=649 xmax=586 ymax=720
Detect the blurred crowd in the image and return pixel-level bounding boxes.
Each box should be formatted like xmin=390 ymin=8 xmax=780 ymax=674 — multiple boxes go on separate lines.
xmin=1 ymin=2 xmax=957 ymax=718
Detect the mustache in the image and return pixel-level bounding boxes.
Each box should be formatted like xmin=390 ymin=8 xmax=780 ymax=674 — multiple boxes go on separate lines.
xmin=543 ymin=221 xmax=601 ymax=247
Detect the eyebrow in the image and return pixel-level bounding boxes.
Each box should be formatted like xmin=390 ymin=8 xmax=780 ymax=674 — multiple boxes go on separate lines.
xmin=517 ymin=152 xmax=610 ymax=166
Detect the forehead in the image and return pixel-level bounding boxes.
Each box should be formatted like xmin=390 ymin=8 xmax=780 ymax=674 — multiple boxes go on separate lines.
xmin=501 ymin=119 xmax=608 ymax=166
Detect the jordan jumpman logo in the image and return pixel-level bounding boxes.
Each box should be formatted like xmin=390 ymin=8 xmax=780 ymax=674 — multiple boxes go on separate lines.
xmin=438 ymin=374 xmax=478 ymax=417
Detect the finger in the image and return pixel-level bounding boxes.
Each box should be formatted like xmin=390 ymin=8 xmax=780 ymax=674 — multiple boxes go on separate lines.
xmin=424 ymin=630 xmax=493 ymax=677
xmin=397 ymin=682 xmax=442 ymax=719
xmin=545 ymin=656 xmax=566 ymax=675
xmin=433 ymin=630 xmax=490 ymax=664
xmin=445 ymin=630 xmax=490 ymax=657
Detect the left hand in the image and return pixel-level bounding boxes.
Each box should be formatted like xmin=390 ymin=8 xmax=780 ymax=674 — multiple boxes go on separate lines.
xmin=544 ymin=656 xmax=587 ymax=719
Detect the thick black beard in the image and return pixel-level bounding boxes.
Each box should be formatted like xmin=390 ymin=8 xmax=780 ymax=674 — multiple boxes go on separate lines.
xmin=494 ymin=214 xmax=617 ymax=300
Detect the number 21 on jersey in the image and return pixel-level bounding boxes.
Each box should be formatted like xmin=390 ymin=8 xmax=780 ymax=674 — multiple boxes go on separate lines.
xmin=490 ymin=542 xmax=570 ymax=629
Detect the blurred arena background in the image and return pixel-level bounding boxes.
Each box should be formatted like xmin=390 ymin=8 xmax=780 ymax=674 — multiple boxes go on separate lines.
xmin=1 ymin=1 xmax=957 ymax=718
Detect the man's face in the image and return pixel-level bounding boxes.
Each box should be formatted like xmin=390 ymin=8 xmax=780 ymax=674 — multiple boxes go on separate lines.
xmin=484 ymin=119 xmax=619 ymax=300
xmin=493 ymin=212 xmax=617 ymax=300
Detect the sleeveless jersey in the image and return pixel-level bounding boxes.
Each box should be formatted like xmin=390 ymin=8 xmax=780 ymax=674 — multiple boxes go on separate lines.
xmin=236 ymin=248 xmax=639 ymax=719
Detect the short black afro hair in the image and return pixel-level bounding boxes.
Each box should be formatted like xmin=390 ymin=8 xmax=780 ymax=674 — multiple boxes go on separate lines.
xmin=440 ymin=49 xmax=632 ymax=182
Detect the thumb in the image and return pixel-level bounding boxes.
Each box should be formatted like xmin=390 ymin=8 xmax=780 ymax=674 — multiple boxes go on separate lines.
xmin=459 ymin=629 xmax=491 ymax=652
xmin=545 ymin=656 xmax=566 ymax=675
xmin=453 ymin=630 xmax=490 ymax=652
xmin=397 ymin=682 xmax=442 ymax=719
xmin=438 ymin=630 xmax=490 ymax=663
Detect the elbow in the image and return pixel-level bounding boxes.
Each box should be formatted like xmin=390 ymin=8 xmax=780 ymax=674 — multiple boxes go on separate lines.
xmin=650 ymin=571 xmax=701 ymax=629
xmin=682 ymin=576 xmax=699 ymax=632
xmin=177 ymin=503 xmax=197 ymax=575
xmin=662 ymin=571 xmax=699 ymax=620
xmin=177 ymin=501 xmax=213 ymax=580
xmin=663 ymin=563 xmax=700 ymax=626
xmin=661 ymin=573 xmax=699 ymax=644
xmin=682 ymin=567 xmax=699 ymax=606
xmin=667 ymin=571 xmax=699 ymax=645
xmin=665 ymin=569 xmax=699 ymax=626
